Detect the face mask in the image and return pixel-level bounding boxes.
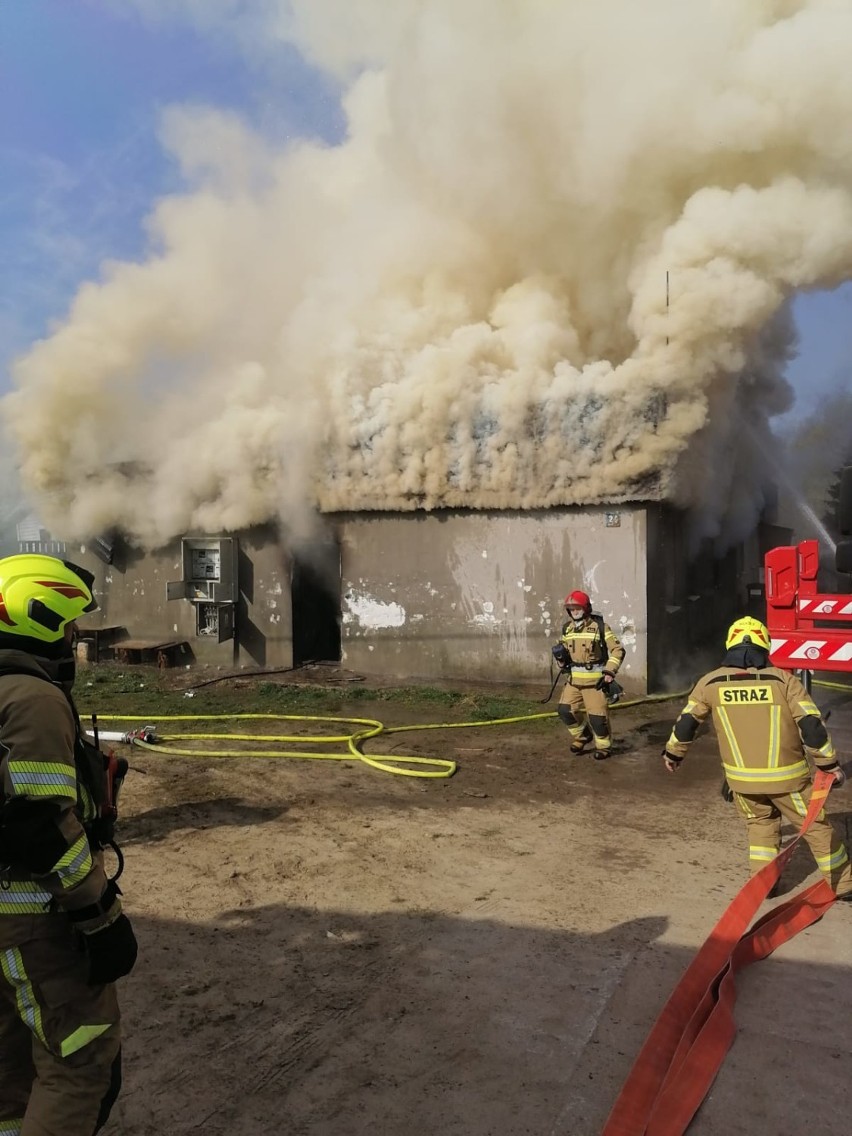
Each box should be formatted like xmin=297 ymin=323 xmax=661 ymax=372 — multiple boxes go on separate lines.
xmin=568 ymin=609 xmax=585 ymax=623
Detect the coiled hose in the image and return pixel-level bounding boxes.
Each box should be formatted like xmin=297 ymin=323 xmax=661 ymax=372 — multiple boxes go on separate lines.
xmin=87 ymin=688 xmax=690 ymax=781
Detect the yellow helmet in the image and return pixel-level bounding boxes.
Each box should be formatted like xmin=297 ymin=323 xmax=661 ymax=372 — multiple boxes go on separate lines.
xmin=0 ymin=554 xmax=97 ymax=655
xmin=725 ymin=616 xmax=770 ymax=652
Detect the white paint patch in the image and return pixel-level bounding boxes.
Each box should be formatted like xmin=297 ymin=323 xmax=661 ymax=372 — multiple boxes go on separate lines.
xmin=411 ymin=613 xmax=424 ymax=623
xmin=583 ymin=560 xmax=604 ymax=594
xmin=472 ymin=601 xmax=501 ymax=627
xmin=618 ymin=617 xmax=636 ymax=649
xmin=481 ymin=550 xmax=488 ymax=559
xmin=346 ymin=592 xmax=407 ymax=629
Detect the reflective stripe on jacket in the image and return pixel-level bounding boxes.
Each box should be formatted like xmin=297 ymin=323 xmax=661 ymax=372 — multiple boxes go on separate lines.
xmin=559 ymin=616 xmax=626 ymax=686
xmin=666 ymin=665 xmax=836 ymax=795
xmin=0 ymin=651 xmax=108 ymax=930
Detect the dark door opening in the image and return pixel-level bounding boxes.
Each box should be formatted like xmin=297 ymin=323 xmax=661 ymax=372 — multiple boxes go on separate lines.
xmin=291 ymin=541 xmax=341 ymax=666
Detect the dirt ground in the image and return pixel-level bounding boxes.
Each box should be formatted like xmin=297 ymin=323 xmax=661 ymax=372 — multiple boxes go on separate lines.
xmin=90 ymin=668 xmax=852 ymax=1136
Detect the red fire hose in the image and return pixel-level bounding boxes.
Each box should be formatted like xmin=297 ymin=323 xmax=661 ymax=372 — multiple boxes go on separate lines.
xmin=602 ymin=770 xmax=838 ymax=1136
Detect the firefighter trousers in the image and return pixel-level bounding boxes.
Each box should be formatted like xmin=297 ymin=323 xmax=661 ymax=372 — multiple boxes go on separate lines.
xmin=0 ymin=912 xmax=121 ymax=1136
xmin=733 ymin=783 xmax=852 ymax=896
xmin=557 ymin=682 xmax=613 ymax=753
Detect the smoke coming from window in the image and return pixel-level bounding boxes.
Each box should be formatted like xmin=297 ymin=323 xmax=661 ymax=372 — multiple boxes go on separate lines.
xmin=6 ymin=1 xmax=852 ymax=548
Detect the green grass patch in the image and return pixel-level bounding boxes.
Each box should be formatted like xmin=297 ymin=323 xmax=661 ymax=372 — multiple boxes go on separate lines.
xmin=75 ymin=667 xmax=551 ymax=726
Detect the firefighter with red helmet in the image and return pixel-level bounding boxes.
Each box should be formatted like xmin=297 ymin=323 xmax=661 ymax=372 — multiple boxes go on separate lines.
xmin=552 ymin=590 xmax=626 ymax=760
xmin=663 ymin=616 xmax=852 ymax=898
xmin=0 ymin=555 xmax=137 ymax=1134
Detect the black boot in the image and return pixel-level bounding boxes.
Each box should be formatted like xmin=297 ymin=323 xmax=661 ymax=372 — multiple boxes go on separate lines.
xmin=570 ymin=726 xmax=592 ymax=755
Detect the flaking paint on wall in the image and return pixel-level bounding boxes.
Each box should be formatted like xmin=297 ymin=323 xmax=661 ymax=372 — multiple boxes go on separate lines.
xmin=335 ymin=509 xmax=649 ymax=688
xmin=344 ymin=591 xmax=407 ymax=630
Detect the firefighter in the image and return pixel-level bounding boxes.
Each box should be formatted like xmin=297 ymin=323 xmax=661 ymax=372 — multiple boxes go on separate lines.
xmin=663 ymin=615 xmax=852 ymax=899
xmin=552 ymin=589 xmax=626 ymax=760
xmin=0 ymin=555 xmax=138 ymax=1135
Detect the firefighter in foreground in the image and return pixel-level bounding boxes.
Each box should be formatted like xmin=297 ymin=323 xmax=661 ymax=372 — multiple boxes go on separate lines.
xmin=663 ymin=616 xmax=852 ymax=898
xmin=0 ymin=555 xmax=138 ymax=1134
xmin=552 ymin=589 xmax=626 ymax=760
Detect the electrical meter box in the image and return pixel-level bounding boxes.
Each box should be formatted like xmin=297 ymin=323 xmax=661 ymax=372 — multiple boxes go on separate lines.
xmin=166 ymin=537 xmax=239 ymax=604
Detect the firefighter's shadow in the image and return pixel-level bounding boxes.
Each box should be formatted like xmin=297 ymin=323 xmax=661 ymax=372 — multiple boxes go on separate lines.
xmin=114 ymin=908 xmax=670 ymax=1135
xmin=118 ymin=798 xmax=288 ymax=845
xmin=774 ymin=810 xmax=852 ymax=894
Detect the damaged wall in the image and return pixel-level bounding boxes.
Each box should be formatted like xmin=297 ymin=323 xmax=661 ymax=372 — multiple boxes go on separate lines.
xmin=72 ymin=526 xmax=295 ymax=669
xmin=336 ymin=507 xmax=646 ymax=690
xmin=66 ymin=505 xmax=762 ymax=685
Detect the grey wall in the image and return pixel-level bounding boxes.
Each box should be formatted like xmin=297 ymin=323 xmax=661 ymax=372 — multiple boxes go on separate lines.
xmin=73 ymin=527 xmax=295 ymax=668
xmin=335 ymin=507 xmax=649 ymax=691
xmin=68 ymin=505 xmax=761 ymax=689
xmin=235 ymin=528 xmax=294 ymax=669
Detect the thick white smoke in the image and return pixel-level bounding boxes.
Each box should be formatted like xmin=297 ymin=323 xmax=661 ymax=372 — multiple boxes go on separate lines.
xmin=6 ymin=0 xmax=852 ymax=548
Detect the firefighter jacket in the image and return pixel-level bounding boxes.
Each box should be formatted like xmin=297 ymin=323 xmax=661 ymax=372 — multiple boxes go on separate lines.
xmin=0 ymin=650 xmax=114 ymax=932
xmin=559 ymin=615 xmax=626 ymax=688
xmin=666 ymin=665 xmax=838 ymax=795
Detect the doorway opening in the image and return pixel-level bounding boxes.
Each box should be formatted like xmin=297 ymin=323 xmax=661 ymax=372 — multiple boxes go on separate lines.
xmin=291 ymin=539 xmax=341 ymax=666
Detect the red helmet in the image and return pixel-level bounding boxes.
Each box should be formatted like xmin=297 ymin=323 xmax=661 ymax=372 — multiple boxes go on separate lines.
xmin=564 ymin=590 xmax=591 ymax=614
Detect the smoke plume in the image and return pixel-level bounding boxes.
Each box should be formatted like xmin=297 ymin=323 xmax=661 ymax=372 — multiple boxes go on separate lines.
xmin=6 ymin=0 xmax=852 ymax=549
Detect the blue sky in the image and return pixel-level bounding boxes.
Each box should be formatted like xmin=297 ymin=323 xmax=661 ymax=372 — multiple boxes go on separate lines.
xmin=0 ymin=0 xmax=342 ymax=381
xmin=1 ymin=0 xmax=850 ymax=425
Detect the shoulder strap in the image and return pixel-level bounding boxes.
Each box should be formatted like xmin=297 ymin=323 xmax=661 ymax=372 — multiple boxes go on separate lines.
xmin=592 ymin=615 xmax=609 ymax=664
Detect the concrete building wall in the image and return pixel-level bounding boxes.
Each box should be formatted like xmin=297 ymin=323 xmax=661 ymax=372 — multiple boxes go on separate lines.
xmin=336 ymin=507 xmax=649 ymax=691
xmin=73 ymin=527 xmax=294 ymax=668
xmin=67 ymin=505 xmax=761 ymax=688
xmin=235 ymin=528 xmax=294 ymax=669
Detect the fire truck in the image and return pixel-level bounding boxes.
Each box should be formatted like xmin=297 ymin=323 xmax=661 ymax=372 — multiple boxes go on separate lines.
xmin=765 ymin=466 xmax=852 ymax=687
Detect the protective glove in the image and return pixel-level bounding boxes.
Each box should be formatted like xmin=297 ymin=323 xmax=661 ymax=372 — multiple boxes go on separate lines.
xmin=596 ymin=670 xmax=616 ymax=690
xmin=826 ymin=764 xmax=847 ymax=790
xmin=606 ymin=680 xmax=622 ymax=705
xmin=69 ymin=881 xmax=138 ymax=986
xmin=720 ymin=778 xmax=734 ymax=803
xmin=661 ymin=748 xmax=683 ymax=773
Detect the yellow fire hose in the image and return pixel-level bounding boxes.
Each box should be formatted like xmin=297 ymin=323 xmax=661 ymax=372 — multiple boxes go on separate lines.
xmin=85 ymin=689 xmax=690 ymax=781
xmin=813 ymin=678 xmax=852 ymax=692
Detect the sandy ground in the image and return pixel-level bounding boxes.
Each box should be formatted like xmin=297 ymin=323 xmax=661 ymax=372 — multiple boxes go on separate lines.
xmin=99 ymin=681 xmax=852 ymax=1136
